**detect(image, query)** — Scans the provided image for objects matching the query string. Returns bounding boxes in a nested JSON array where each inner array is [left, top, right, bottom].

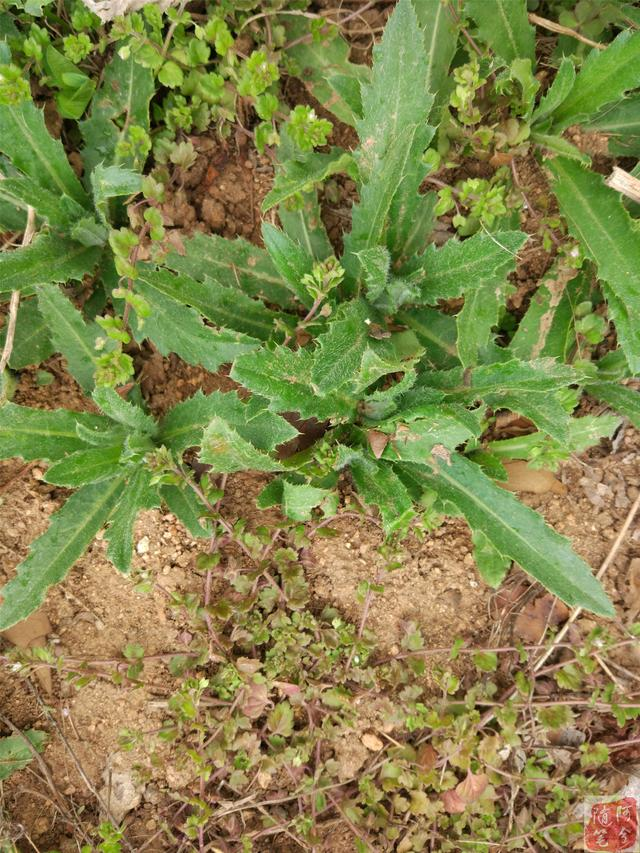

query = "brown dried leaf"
[[514, 594, 570, 643], [501, 460, 566, 495], [367, 430, 389, 460], [240, 680, 271, 719], [442, 789, 466, 814], [2, 607, 52, 694], [417, 743, 438, 770], [455, 770, 489, 804]]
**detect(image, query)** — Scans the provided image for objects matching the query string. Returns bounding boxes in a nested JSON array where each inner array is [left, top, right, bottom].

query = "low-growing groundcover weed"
[[1, 0, 640, 629], [4, 515, 640, 850]]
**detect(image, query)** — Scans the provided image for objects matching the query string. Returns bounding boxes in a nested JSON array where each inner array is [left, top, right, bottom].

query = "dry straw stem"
[[0, 206, 35, 376], [528, 12, 605, 49], [606, 167, 640, 205]]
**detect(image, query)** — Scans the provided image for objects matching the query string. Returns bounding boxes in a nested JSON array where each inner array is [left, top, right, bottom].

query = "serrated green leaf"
[[0, 176, 85, 230], [311, 301, 371, 392], [349, 455, 415, 535], [0, 402, 110, 462], [380, 407, 481, 462], [345, 124, 421, 278], [419, 453, 614, 615], [80, 53, 154, 174], [261, 223, 314, 307], [158, 390, 231, 454], [91, 164, 142, 213], [455, 233, 528, 365], [532, 57, 576, 127], [428, 356, 577, 395], [586, 382, 640, 429], [262, 149, 355, 212], [465, 0, 535, 63], [422, 357, 578, 442], [281, 481, 333, 521], [166, 232, 293, 307], [509, 265, 589, 361], [414, 0, 459, 114], [0, 99, 89, 206], [550, 30, 640, 131], [279, 189, 332, 262], [160, 483, 211, 538], [386, 182, 437, 267], [359, 246, 391, 302], [159, 390, 298, 455], [530, 131, 590, 163], [0, 476, 125, 629], [44, 445, 123, 487], [44, 45, 95, 120], [286, 20, 369, 126], [0, 235, 101, 298], [548, 157, 640, 372], [355, 0, 432, 184], [136, 267, 285, 341], [0, 298, 54, 369], [397, 306, 459, 370], [231, 346, 355, 422], [472, 529, 511, 587], [344, 0, 434, 282], [200, 416, 282, 474], [134, 277, 260, 371], [405, 231, 526, 304], [92, 386, 157, 435], [105, 467, 159, 573], [37, 285, 96, 393], [0, 730, 47, 781], [583, 95, 640, 156]]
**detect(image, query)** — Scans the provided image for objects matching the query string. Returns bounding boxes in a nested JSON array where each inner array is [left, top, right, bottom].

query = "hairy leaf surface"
[[465, 0, 535, 63], [261, 223, 314, 307], [0, 298, 54, 369], [286, 20, 369, 126], [37, 285, 97, 392], [420, 453, 613, 615], [80, 53, 154, 174], [550, 30, 640, 130], [0, 403, 110, 461], [200, 417, 282, 474], [262, 149, 355, 212], [586, 382, 640, 429], [407, 231, 525, 304], [135, 278, 260, 370], [166, 233, 292, 306], [105, 467, 159, 573], [548, 157, 640, 371], [0, 476, 125, 630], [231, 347, 355, 421], [0, 99, 88, 205], [532, 57, 575, 127], [0, 236, 101, 297], [44, 445, 123, 487]]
